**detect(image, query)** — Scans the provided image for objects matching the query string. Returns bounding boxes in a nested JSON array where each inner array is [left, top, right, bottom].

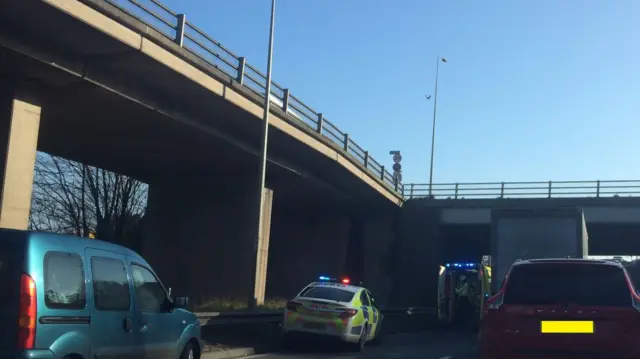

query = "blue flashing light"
[[445, 262, 477, 268], [319, 276, 331, 281]]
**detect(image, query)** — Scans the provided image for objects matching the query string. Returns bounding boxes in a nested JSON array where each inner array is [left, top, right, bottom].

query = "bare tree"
[[30, 152, 148, 249]]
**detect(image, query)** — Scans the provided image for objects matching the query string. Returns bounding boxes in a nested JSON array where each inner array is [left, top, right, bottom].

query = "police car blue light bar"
[[445, 262, 477, 268], [318, 276, 351, 284]]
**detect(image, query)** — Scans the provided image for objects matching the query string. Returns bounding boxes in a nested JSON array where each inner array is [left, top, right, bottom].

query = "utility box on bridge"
[[490, 207, 589, 293]]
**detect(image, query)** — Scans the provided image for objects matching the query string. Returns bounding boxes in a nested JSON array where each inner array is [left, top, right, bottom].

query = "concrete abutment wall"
[[142, 173, 404, 306], [389, 203, 441, 307], [143, 175, 266, 303], [142, 174, 402, 306]]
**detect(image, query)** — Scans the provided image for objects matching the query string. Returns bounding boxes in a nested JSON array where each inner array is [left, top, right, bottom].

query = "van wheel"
[[180, 342, 195, 359]]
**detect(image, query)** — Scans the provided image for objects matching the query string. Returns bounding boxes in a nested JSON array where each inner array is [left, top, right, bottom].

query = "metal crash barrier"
[[196, 307, 437, 327]]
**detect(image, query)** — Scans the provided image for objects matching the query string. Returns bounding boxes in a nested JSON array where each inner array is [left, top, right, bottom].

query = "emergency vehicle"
[[282, 276, 383, 351], [437, 259, 492, 329]]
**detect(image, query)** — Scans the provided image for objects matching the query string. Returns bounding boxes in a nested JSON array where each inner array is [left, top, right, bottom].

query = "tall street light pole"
[[250, 0, 276, 309], [428, 56, 447, 197]]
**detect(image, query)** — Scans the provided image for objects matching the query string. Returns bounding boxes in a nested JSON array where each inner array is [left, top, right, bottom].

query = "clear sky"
[[155, 0, 639, 185]]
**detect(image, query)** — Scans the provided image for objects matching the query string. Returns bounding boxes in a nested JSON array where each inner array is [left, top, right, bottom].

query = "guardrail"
[[402, 180, 640, 199], [87, 0, 400, 193], [196, 307, 436, 326]]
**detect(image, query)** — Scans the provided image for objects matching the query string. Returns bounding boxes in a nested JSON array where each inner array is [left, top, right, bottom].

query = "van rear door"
[[0, 233, 25, 356]]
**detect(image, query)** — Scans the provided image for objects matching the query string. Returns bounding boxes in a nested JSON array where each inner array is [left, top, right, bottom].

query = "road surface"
[[247, 330, 477, 359]]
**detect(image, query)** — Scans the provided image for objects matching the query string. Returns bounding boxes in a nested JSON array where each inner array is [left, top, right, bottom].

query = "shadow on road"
[[201, 322, 283, 353]]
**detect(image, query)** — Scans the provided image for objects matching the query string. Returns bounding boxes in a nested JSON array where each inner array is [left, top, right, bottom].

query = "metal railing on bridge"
[[402, 180, 640, 200], [93, 0, 400, 193]]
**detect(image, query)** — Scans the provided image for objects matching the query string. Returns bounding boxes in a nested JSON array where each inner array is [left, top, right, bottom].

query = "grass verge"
[[194, 297, 288, 312]]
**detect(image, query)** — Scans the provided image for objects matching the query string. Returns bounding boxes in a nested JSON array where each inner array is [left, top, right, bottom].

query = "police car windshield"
[[300, 286, 355, 302], [504, 263, 632, 307]]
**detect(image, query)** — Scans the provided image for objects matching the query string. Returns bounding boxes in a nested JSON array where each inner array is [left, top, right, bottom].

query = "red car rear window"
[[504, 263, 632, 307]]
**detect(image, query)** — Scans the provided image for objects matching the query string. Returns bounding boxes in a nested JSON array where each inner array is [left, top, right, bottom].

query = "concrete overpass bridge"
[[3, 0, 640, 309], [0, 0, 403, 305], [396, 180, 640, 305]]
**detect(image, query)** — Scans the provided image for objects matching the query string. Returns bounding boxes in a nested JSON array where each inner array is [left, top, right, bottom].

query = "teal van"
[[0, 229, 202, 359]]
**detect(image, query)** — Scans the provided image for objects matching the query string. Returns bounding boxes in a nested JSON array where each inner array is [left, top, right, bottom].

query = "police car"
[[282, 276, 383, 351]]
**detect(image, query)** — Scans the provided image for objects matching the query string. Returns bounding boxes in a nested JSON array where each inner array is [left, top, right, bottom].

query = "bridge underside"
[[0, 13, 392, 210], [0, 0, 405, 306]]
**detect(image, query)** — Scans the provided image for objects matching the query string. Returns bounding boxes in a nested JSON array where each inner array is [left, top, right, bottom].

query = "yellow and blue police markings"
[[283, 276, 380, 343], [360, 303, 378, 337]]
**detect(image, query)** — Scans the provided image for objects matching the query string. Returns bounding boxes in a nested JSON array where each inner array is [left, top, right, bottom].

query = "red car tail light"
[[17, 273, 36, 350], [339, 309, 358, 319]]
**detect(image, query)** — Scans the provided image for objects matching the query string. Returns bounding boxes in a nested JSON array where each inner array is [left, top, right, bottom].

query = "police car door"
[[365, 290, 382, 337], [359, 291, 375, 338]]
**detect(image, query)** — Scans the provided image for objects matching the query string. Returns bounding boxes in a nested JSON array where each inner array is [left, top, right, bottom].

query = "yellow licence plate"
[[540, 321, 594, 334]]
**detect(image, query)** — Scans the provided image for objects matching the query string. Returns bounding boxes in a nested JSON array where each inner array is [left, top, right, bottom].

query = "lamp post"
[[250, 0, 276, 309], [427, 56, 447, 197]]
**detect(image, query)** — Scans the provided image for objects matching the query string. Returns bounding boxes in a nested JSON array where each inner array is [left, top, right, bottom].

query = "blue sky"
[[156, 0, 639, 185]]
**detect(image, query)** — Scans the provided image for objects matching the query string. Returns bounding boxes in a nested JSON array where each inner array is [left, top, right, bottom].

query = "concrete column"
[[253, 188, 274, 305], [0, 86, 41, 230], [143, 175, 274, 306]]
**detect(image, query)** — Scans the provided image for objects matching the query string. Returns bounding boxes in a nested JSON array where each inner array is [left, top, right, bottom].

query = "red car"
[[479, 258, 640, 359]]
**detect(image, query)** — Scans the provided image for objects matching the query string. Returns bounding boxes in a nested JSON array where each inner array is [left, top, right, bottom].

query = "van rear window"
[[300, 286, 355, 302], [44, 251, 86, 309], [504, 263, 632, 307]]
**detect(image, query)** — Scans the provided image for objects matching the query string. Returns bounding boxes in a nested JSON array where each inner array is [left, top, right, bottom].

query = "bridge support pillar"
[[0, 85, 41, 230], [142, 175, 274, 307]]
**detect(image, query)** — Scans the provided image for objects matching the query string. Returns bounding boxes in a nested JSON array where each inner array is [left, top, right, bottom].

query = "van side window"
[[131, 264, 167, 313], [91, 257, 131, 311], [43, 251, 86, 310]]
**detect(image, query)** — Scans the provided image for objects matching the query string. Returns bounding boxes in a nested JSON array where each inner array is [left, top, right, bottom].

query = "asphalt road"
[[247, 330, 477, 359]]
